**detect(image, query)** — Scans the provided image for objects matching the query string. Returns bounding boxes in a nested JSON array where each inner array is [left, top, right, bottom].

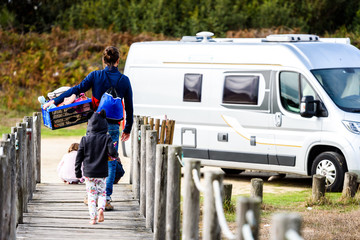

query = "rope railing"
[[212, 180, 236, 240], [242, 209, 256, 240], [182, 159, 304, 240], [175, 152, 184, 167], [192, 169, 205, 193]]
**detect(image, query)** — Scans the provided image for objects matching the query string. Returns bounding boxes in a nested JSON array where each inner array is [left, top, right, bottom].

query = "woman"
[[43, 46, 133, 210]]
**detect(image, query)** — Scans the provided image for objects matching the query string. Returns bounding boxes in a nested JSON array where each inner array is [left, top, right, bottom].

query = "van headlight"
[[342, 120, 360, 134]]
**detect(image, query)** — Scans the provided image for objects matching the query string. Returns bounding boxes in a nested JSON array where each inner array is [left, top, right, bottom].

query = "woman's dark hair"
[[103, 46, 120, 67]]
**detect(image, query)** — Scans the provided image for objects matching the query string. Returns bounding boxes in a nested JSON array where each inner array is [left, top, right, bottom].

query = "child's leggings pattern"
[[85, 177, 106, 220]]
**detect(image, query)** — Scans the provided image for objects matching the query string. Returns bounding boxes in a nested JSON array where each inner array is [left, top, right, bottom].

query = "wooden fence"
[[131, 115, 304, 240], [0, 112, 41, 240]]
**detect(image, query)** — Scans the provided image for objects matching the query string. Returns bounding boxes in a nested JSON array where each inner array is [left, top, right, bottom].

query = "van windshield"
[[311, 68, 360, 113]]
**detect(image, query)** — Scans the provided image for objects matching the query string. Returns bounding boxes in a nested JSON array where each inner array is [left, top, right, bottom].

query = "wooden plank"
[[16, 183, 153, 239], [35, 183, 132, 190], [17, 225, 153, 240], [17, 225, 153, 234], [22, 217, 147, 227], [27, 204, 140, 212], [23, 211, 142, 219]]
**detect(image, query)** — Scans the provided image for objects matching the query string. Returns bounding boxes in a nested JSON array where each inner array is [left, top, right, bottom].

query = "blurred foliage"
[[1, 0, 360, 36], [2, 27, 360, 115], [0, 28, 170, 113], [2, 0, 360, 115]]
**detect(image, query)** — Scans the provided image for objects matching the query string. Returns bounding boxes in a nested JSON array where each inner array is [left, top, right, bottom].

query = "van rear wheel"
[[311, 151, 346, 192]]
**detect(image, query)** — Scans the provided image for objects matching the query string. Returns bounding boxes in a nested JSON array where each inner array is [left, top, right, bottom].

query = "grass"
[[41, 124, 87, 137], [0, 109, 87, 137], [225, 190, 359, 219], [222, 190, 360, 239]]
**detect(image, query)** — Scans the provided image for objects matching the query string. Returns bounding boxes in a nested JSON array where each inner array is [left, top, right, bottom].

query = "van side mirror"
[[300, 96, 318, 118]]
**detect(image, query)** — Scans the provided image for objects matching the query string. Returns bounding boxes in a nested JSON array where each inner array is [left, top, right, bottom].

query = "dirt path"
[[41, 137, 311, 195]]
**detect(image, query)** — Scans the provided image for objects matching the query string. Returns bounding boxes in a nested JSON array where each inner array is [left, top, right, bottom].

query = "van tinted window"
[[280, 71, 317, 113], [222, 75, 259, 105], [183, 74, 202, 102]]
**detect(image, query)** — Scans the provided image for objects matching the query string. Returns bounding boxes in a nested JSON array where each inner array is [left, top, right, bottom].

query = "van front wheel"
[[311, 151, 346, 192]]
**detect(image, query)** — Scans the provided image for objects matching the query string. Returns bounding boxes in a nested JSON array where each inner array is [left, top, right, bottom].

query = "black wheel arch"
[[307, 145, 348, 176]]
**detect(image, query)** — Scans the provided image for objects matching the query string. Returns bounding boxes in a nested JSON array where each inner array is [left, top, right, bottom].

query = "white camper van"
[[123, 32, 360, 191]]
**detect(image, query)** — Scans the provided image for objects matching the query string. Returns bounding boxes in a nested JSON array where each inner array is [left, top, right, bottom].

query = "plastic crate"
[[41, 98, 92, 130]]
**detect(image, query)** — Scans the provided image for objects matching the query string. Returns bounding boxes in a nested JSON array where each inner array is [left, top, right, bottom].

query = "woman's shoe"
[[105, 200, 114, 211]]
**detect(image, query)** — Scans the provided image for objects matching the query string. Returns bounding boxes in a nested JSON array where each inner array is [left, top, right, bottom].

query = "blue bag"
[[97, 74, 124, 121]]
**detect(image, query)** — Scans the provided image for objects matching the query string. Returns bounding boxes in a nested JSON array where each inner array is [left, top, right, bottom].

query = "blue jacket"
[[54, 66, 133, 133]]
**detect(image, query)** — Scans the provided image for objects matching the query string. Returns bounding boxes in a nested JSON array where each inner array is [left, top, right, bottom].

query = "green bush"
[[0, 28, 169, 112], [3, 0, 360, 36]]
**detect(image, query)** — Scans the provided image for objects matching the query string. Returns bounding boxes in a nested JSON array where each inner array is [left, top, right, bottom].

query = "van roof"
[[126, 34, 360, 70]]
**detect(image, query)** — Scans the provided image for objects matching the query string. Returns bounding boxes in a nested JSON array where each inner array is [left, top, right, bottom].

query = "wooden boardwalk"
[[16, 183, 153, 240]]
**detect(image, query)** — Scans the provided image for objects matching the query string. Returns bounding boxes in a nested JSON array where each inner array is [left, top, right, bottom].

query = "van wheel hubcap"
[[316, 160, 336, 186]]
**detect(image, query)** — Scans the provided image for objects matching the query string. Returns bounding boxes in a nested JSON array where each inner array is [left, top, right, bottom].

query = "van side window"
[[222, 75, 259, 105], [280, 72, 317, 113], [183, 74, 203, 102]]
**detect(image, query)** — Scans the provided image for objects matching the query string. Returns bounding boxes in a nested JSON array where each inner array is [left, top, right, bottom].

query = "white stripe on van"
[[221, 115, 301, 148]]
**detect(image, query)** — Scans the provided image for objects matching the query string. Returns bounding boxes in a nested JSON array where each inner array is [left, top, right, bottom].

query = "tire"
[[311, 151, 347, 192], [221, 168, 244, 175]]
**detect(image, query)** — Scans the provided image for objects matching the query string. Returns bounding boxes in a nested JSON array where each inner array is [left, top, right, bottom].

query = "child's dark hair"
[[103, 46, 120, 67], [68, 143, 79, 153]]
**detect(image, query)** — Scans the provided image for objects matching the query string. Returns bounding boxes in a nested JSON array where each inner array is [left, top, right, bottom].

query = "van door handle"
[[275, 112, 282, 127]]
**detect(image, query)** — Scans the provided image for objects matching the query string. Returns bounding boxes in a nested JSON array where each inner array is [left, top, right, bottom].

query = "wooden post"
[[155, 119, 160, 143], [0, 154, 4, 238], [0, 140, 11, 240], [140, 124, 150, 217], [25, 116, 35, 197], [6, 133, 16, 240], [223, 183, 233, 205], [159, 120, 166, 144], [271, 213, 302, 240], [129, 116, 138, 184], [1, 134, 16, 240], [19, 122, 28, 213], [143, 116, 148, 125], [149, 118, 154, 130], [33, 112, 41, 184], [182, 159, 201, 240], [145, 130, 157, 231], [236, 197, 261, 240], [312, 174, 326, 202], [24, 116, 34, 200], [153, 144, 169, 240], [165, 120, 171, 144], [15, 123, 25, 224], [164, 120, 175, 144], [169, 120, 175, 145], [166, 146, 182, 240], [203, 170, 224, 240], [132, 116, 142, 200], [251, 178, 263, 202], [342, 172, 358, 198]]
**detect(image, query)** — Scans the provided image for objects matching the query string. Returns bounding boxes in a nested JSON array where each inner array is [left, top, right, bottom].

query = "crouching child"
[[75, 110, 119, 225]]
